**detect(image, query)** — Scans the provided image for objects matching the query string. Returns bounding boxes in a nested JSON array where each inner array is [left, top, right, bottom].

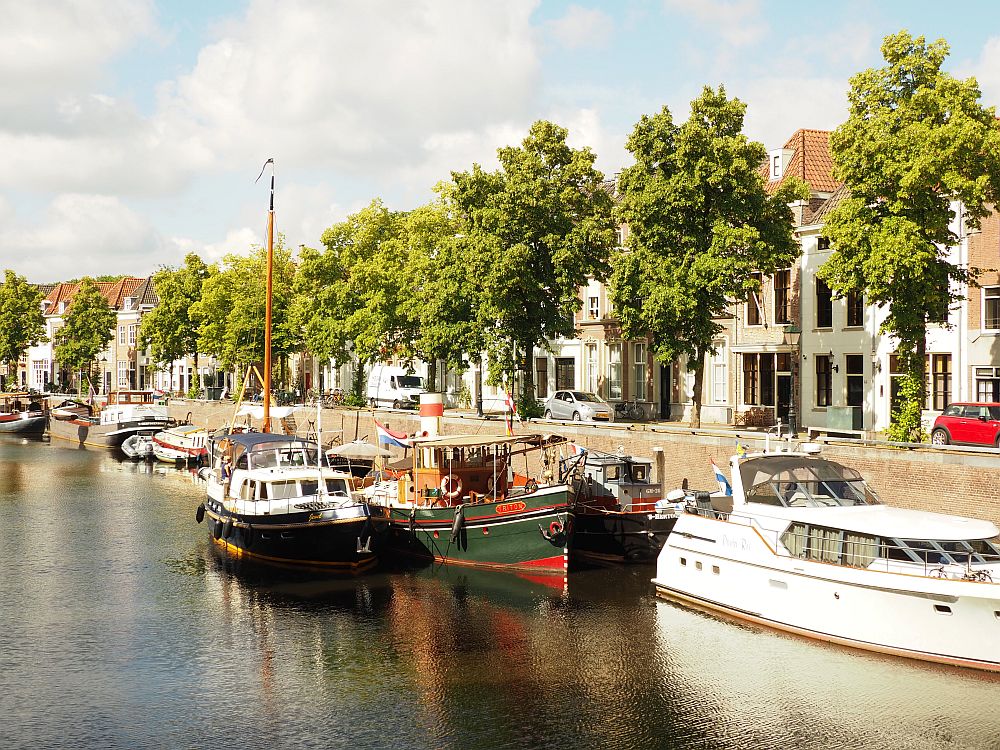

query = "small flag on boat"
[[569, 443, 587, 456], [711, 459, 732, 496], [374, 418, 411, 448], [501, 387, 517, 436]]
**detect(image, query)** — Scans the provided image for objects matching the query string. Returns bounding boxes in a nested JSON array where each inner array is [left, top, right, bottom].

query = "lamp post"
[[784, 324, 801, 436]]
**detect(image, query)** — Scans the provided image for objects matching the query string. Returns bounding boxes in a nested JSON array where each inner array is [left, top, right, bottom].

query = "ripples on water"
[[1, 436, 999, 750]]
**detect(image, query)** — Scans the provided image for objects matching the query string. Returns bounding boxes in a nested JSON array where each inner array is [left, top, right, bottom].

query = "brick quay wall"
[[171, 400, 1000, 529]]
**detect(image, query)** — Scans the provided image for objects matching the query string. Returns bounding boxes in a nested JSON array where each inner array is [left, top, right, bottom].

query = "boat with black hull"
[[365, 433, 576, 577], [0, 393, 47, 435], [197, 432, 388, 572], [571, 448, 677, 565], [47, 390, 173, 449]]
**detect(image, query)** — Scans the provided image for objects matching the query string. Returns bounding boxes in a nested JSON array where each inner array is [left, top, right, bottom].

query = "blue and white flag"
[[710, 459, 732, 496]]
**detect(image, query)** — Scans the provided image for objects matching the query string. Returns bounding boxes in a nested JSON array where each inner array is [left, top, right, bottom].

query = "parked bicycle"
[[614, 399, 646, 422]]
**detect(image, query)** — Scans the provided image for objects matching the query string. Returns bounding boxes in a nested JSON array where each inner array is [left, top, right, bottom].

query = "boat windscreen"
[[741, 457, 875, 508]]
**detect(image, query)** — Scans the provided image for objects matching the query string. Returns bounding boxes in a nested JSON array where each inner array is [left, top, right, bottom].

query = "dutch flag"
[[711, 459, 732, 496], [375, 418, 411, 449], [569, 443, 587, 456]]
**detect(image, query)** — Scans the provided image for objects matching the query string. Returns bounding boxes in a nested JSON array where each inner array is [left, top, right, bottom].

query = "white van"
[[367, 365, 426, 409]]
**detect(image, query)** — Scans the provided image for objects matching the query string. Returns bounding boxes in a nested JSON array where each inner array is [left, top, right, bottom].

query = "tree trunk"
[[689, 350, 704, 429], [426, 359, 438, 393], [520, 339, 535, 405]]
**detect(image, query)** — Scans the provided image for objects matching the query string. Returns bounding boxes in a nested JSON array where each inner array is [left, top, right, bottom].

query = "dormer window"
[[772, 155, 780, 178], [124, 298, 133, 311], [58, 302, 65, 314]]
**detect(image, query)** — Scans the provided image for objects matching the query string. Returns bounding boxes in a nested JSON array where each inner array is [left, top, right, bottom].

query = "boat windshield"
[[740, 456, 878, 508], [247, 443, 323, 469]]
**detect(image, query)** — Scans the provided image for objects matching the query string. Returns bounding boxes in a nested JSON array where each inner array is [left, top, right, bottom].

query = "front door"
[[777, 374, 791, 424]]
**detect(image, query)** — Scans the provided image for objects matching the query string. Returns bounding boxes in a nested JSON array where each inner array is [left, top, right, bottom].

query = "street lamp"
[[784, 324, 801, 436]]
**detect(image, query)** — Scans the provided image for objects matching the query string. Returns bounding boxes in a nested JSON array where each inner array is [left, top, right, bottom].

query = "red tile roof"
[[43, 277, 146, 312], [762, 129, 841, 195]]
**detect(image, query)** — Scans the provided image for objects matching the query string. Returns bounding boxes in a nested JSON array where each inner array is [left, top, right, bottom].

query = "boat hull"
[[572, 510, 676, 565], [653, 513, 1000, 671], [48, 415, 171, 448], [0, 414, 47, 435], [203, 502, 390, 573], [383, 488, 573, 575]]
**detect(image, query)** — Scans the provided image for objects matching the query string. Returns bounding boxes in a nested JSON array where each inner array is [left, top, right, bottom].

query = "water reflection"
[[3, 437, 1000, 750]]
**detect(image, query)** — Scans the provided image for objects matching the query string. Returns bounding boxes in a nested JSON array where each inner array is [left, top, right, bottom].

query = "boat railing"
[[683, 499, 1000, 580]]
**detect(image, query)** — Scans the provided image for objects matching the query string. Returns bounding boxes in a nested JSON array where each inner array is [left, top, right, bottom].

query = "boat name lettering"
[[495, 501, 526, 515], [308, 512, 323, 522], [721, 534, 751, 551]]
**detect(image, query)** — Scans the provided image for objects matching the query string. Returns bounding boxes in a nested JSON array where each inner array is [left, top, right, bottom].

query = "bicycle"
[[614, 399, 646, 422]]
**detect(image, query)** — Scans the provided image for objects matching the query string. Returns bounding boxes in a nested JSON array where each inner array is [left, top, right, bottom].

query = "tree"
[[54, 277, 116, 392], [0, 270, 47, 391], [139, 253, 213, 370], [819, 31, 1000, 441], [191, 237, 299, 381], [451, 120, 617, 413], [610, 87, 807, 427]]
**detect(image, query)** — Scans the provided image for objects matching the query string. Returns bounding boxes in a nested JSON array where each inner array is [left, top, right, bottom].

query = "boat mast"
[[257, 158, 275, 432]]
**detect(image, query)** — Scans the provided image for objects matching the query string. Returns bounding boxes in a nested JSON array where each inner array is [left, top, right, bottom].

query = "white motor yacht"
[[652, 444, 1000, 671]]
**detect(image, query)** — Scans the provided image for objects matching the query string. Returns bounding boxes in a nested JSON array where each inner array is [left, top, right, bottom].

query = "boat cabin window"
[[780, 523, 878, 568], [630, 463, 649, 482], [268, 480, 299, 500], [740, 456, 876, 508], [889, 538, 1000, 566], [605, 465, 621, 482], [239, 480, 255, 501]]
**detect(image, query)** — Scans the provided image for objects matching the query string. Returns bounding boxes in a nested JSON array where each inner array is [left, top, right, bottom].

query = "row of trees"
[[3, 32, 998, 435]]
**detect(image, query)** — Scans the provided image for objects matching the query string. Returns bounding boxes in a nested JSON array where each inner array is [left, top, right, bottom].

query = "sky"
[[3, 0, 1000, 283]]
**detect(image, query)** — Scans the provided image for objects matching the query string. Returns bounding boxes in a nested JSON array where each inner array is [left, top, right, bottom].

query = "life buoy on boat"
[[441, 474, 462, 500], [549, 520, 563, 537], [524, 479, 538, 495]]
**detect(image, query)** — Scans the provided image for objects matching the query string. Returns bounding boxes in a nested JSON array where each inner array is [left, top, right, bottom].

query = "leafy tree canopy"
[[191, 236, 299, 371], [54, 277, 116, 375], [451, 120, 617, 403], [819, 30, 1000, 439], [139, 253, 213, 368], [610, 86, 807, 426], [0, 270, 47, 380]]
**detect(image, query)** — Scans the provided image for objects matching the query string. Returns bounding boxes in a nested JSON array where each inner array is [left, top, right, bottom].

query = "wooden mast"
[[260, 158, 275, 433]]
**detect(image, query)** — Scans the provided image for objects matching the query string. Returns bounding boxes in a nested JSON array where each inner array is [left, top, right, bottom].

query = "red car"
[[931, 402, 1000, 447]]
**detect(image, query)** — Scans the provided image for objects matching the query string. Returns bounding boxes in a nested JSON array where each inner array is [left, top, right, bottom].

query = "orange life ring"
[[441, 474, 462, 500]]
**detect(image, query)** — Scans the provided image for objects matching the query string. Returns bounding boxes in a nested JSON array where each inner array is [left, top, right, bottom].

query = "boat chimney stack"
[[419, 393, 443, 437]]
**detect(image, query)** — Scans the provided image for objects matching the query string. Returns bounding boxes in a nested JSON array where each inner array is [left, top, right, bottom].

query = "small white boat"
[[121, 434, 154, 460], [652, 443, 1000, 672], [152, 424, 209, 464]]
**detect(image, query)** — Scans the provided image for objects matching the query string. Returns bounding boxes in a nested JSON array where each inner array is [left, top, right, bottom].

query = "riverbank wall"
[[170, 399, 1000, 528]]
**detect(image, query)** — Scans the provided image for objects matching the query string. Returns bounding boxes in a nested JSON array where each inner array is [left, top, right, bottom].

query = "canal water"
[[1, 436, 999, 750]]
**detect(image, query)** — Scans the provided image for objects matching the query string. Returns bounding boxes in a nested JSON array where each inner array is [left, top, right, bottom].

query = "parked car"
[[931, 402, 1000, 447], [542, 390, 613, 422]]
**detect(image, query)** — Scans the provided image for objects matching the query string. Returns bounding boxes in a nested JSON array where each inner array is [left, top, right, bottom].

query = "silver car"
[[542, 390, 613, 422]]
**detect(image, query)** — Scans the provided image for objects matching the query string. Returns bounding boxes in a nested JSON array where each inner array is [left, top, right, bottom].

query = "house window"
[[588, 296, 600, 320], [747, 272, 763, 326], [929, 354, 952, 411], [535, 358, 548, 400], [31, 360, 49, 389], [117, 361, 129, 389], [846, 291, 863, 327], [774, 269, 790, 324], [633, 343, 647, 401], [817, 237, 830, 251], [816, 279, 833, 328], [742, 354, 759, 404], [585, 343, 598, 393], [984, 287, 1000, 330], [760, 353, 775, 406], [118, 326, 126, 345], [846, 355, 864, 408], [712, 344, 727, 403], [608, 343, 622, 400], [816, 355, 832, 407], [772, 154, 780, 178], [128, 324, 137, 346], [975, 367, 1000, 402]]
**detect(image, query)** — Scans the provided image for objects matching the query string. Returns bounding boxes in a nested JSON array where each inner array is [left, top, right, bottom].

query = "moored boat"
[[572, 448, 677, 565], [152, 424, 208, 463], [197, 432, 388, 572], [652, 443, 1000, 671], [47, 390, 174, 449], [121, 433, 154, 460], [365, 433, 576, 576], [0, 393, 46, 435]]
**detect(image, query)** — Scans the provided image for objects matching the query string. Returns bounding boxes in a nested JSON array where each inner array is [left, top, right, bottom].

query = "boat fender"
[[195, 503, 205, 524], [441, 474, 462, 500], [450, 504, 465, 541], [223, 518, 234, 539], [244, 524, 253, 549], [213, 519, 223, 540], [409, 508, 416, 534]]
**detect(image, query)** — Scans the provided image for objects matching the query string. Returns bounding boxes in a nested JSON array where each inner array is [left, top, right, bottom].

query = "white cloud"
[[739, 76, 849, 148], [958, 35, 1000, 108], [547, 5, 613, 50], [7, 194, 165, 281], [663, 0, 766, 48]]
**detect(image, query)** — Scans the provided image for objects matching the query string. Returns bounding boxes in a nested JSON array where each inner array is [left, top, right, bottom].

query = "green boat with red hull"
[[366, 433, 576, 576]]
